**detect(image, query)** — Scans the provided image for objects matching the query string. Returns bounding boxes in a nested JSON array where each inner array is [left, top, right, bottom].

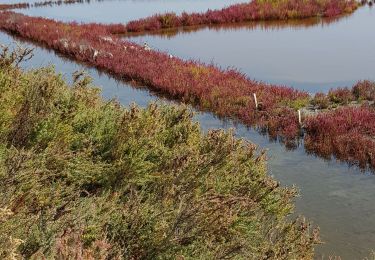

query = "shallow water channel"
[[126, 6, 375, 94], [1, 1, 375, 258]]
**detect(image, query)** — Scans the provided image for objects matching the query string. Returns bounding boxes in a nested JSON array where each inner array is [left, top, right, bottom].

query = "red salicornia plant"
[[353, 80, 375, 101], [0, 3, 29, 10], [305, 106, 375, 169]]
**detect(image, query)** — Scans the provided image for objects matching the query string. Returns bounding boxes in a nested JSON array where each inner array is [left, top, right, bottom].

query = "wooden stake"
[[253, 93, 258, 109]]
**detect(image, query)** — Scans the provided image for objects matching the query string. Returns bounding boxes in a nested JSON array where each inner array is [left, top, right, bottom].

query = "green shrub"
[[312, 92, 330, 109], [0, 47, 318, 259]]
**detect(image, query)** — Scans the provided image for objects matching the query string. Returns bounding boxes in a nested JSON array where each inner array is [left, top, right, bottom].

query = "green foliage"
[[0, 48, 318, 259], [312, 92, 330, 109], [286, 97, 310, 110]]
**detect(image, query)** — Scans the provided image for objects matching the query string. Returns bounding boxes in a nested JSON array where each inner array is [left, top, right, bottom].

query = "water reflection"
[[127, 6, 375, 93], [16, 0, 248, 23], [125, 14, 348, 39]]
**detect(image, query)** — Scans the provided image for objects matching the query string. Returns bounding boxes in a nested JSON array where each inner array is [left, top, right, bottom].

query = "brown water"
[[1, 2, 375, 259]]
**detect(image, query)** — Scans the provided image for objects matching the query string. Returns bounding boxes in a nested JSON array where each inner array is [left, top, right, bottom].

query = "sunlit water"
[[1, 3, 375, 259]]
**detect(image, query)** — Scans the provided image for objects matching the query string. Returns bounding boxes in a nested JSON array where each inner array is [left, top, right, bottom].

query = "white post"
[[298, 109, 302, 126], [253, 93, 258, 109]]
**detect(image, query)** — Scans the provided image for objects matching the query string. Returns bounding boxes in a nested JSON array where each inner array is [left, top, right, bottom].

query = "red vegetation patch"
[[124, 0, 358, 33], [305, 106, 375, 169], [328, 87, 355, 105], [353, 80, 375, 101], [0, 3, 29, 10]]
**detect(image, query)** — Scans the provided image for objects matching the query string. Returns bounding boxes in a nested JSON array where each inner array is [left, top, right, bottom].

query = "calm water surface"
[[127, 6, 375, 93], [15, 0, 248, 23], [1, 3, 375, 259]]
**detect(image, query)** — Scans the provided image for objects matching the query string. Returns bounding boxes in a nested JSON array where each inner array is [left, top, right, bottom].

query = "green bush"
[[0, 47, 318, 259], [312, 92, 330, 109]]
